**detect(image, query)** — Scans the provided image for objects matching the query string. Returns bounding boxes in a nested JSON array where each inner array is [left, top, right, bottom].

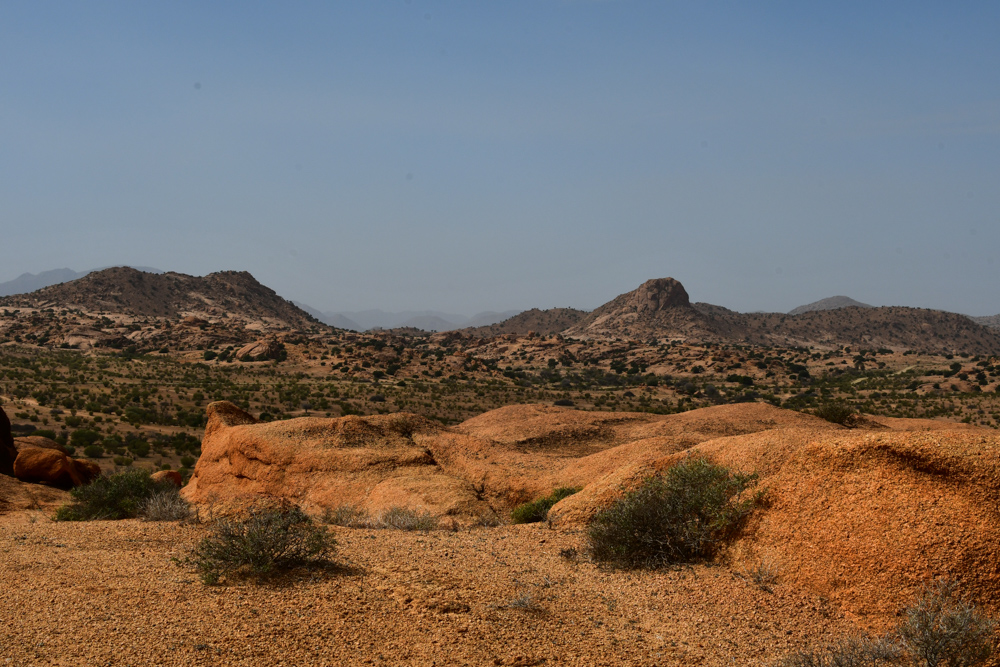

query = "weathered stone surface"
[[74, 459, 102, 485], [183, 401, 491, 517], [151, 470, 183, 487], [235, 339, 285, 361], [14, 436, 66, 454], [14, 448, 86, 488]]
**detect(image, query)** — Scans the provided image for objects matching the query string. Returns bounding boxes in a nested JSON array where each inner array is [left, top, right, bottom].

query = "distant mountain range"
[[556, 277, 1000, 354], [3, 266, 998, 344], [294, 305, 522, 332]]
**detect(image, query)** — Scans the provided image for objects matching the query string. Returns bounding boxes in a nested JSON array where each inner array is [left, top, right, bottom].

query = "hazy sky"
[[2, 2, 998, 315]]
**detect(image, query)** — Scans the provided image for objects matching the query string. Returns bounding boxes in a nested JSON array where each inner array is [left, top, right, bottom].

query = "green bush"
[[83, 444, 104, 458], [814, 401, 858, 426], [587, 457, 761, 568], [55, 469, 177, 521], [187, 504, 335, 584], [511, 487, 581, 524], [127, 438, 150, 458], [70, 429, 101, 448]]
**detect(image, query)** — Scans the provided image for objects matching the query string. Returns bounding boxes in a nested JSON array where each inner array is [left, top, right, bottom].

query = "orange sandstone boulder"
[[182, 402, 492, 518], [73, 459, 101, 485], [14, 448, 89, 488], [151, 470, 183, 487]]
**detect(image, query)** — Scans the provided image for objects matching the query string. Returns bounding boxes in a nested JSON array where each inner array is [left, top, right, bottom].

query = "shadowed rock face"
[[0, 406, 17, 476]]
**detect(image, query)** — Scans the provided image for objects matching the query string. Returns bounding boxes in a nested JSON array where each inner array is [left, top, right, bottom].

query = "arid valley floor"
[[2, 270, 1000, 666]]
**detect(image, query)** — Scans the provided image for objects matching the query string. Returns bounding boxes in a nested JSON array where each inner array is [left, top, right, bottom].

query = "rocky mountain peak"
[[626, 277, 690, 314]]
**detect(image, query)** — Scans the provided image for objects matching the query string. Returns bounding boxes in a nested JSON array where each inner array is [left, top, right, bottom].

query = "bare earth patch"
[[1, 514, 860, 666]]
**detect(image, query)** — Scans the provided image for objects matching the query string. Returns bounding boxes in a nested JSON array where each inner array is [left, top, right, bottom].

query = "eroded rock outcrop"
[[235, 339, 285, 362], [180, 399, 1000, 628], [183, 402, 492, 517], [151, 470, 183, 487]]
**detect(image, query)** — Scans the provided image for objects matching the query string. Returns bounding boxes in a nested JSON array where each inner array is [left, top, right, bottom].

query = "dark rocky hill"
[[464, 308, 588, 337], [0, 267, 319, 329], [788, 296, 873, 315], [562, 277, 1000, 354]]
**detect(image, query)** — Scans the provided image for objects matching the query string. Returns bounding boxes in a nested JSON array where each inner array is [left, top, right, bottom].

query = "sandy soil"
[[0, 512, 860, 667]]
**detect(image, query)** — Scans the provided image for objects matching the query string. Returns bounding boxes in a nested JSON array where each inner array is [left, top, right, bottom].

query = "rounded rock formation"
[[13, 448, 94, 489]]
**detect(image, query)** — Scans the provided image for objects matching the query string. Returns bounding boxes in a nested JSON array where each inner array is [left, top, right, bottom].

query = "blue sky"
[[2, 2, 998, 315]]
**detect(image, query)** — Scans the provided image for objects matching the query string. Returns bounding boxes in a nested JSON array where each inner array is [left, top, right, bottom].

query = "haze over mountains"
[[2, 267, 999, 351], [788, 296, 874, 315], [0, 267, 318, 331], [292, 304, 522, 333], [0, 266, 163, 297]]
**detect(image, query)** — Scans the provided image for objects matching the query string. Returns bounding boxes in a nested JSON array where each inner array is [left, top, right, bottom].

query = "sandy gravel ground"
[[1, 512, 861, 667]]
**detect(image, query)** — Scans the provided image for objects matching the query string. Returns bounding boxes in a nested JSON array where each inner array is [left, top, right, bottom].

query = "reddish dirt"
[[4, 401, 999, 665], [0, 513, 863, 666]]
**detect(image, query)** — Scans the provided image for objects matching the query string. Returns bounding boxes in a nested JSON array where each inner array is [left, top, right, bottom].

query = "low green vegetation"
[[187, 504, 336, 584], [587, 457, 762, 568], [55, 468, 181, 520], [813, 401, 859, 426], [511, 487, 580, 524]]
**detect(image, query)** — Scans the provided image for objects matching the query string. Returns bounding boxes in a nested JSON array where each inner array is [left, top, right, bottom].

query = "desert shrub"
[[322, 505, 438, 530], [187, 504, 335, 584], [897, 579, 995, 667], [778, 580, 995, 667], [141, 488, 191, 522], [378, 506, 438, 531], [777, 635, 903, 666], [180, 455, 196, 468], [814, 401, 858, 426], [112, 456, 133, 467], [55, 469, 176, 521], [474, 509, 504, 528], [322, 504, 371, 528], [83, 444, 104, 458], [587, 456, 761, 568], [511, 487, 580, 524]]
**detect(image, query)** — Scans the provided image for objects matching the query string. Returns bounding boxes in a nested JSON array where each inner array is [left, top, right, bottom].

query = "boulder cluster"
[[1, 406, 101, 488]]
